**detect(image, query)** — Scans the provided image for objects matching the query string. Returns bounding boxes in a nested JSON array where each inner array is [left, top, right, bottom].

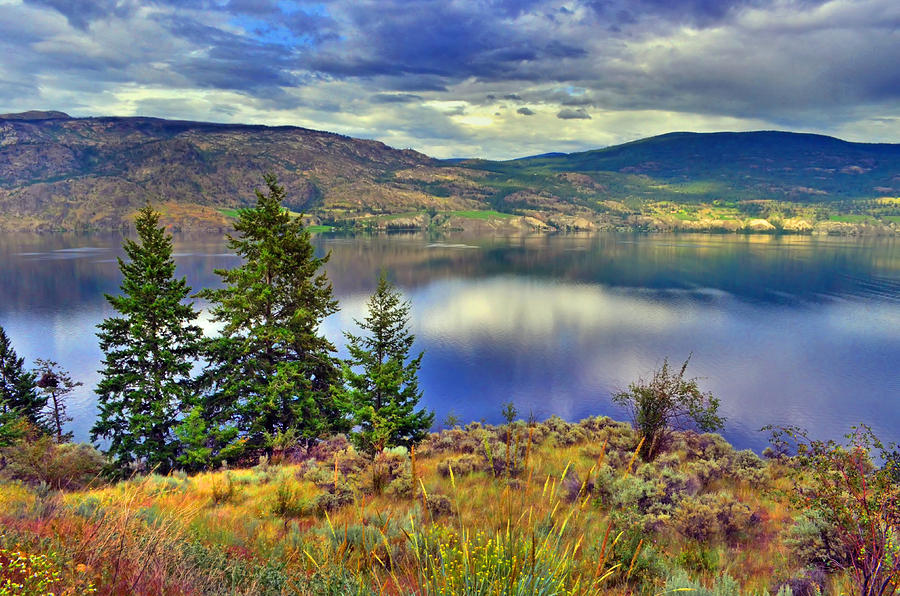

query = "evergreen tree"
[[0, 325, 44, 428], [340, 271, 433, 454], [195, 174, 343, 455], [34, 359, 81, 443], [92, 203, 203, 473], [0, 404, 25, 448]]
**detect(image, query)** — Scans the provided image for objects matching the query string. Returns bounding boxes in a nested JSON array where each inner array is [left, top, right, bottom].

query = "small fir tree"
[[92, 203, 204, 473], [340, 271, 433, 454], [195, 174, 343, 456], [0, 404, 25, 447], [34, 359, 80, 443], [0, 325, 44, 429]]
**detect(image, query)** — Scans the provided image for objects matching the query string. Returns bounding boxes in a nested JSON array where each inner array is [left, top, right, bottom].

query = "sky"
[[1, 0, 898, 159]]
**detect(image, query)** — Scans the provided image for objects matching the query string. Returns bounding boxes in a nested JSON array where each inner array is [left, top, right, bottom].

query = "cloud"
[[1, 0, 899, 158], [557, 108, 591, 120], [24, 0, 136, 30], [370, 93, 423, 104]]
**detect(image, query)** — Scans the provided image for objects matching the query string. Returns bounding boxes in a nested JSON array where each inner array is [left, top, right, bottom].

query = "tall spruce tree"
[[92, 203, 203, 472], [196, 174, 343, 455], [340, 271, 433, 454], [0, 325, 43, 429]]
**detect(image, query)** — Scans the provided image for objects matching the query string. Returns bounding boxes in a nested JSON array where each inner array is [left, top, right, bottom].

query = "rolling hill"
[[0, 111, 897, 232]]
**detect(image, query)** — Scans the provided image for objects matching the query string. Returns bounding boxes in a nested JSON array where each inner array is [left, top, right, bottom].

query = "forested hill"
[[471, 130, 900, 201], [1, 111, 898, 232]]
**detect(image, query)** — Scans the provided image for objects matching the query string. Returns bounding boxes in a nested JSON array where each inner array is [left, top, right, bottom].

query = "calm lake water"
[[1, 231, 898, 452]]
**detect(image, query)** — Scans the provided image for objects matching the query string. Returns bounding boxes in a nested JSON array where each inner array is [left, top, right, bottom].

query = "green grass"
[[450, 210, 515, 220], [219, 207, 242, 218], [882, 215, 900, 224], [829, 214, 874, 223], [306, 225, 334, 233]]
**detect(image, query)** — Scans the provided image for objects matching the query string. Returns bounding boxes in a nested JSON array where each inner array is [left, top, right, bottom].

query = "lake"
[[1, 231, 898, 453]]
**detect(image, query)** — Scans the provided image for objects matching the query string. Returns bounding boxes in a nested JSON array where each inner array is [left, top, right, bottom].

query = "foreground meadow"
[[0, 415, 856, 595]]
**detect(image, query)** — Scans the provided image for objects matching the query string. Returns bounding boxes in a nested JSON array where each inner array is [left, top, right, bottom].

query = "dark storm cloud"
[[302, 0, 588, 82], [517, 107, 535, 115], [557, 108, 591, 120]]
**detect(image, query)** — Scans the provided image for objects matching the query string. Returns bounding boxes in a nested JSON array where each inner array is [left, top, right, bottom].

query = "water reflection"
[[0, 231, 897, 451]]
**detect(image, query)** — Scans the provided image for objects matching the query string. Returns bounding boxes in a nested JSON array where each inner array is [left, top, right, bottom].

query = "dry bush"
[[1, 436, 104, 491]]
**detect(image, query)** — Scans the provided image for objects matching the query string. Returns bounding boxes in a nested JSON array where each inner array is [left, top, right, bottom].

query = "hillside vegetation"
[[0, 418, 852, 594], [1, 112, 897, 233]]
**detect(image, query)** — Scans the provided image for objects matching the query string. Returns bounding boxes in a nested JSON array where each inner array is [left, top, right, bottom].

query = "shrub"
[[421, 493, 452, 518], [270, 478, 308, 517], [768, 425, 900, 594], [785, 509, 846, 569], [663, 569, 741, 596], [562, 469, 593, 503], [713, 495, 755, 543], [313, 488, 354, 514], [0, 437, 104, 490], [728, 449, 768, 485], [436, 454, 480, 477], [601, 510, 667, 586], [210, 472, 239, 506], [686, 458, 724, 488], [674, 543, 719, 573], [612, 356, 724, 461], [308, 434, 352, 462], [773, 568, 827, 596], [0, 547, 96, 595], [673, 493, 755, 543], [674, 496, 719, 541]]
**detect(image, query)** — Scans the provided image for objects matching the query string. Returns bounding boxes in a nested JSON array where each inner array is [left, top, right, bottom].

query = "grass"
[[828, 214, 874, 223], [0, 417, 848, 594], [218, 207, 242, 218]]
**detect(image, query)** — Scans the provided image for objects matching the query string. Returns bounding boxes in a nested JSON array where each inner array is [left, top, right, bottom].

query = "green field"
[[450, 209, 515, 220], [829, 214, 875, 223]]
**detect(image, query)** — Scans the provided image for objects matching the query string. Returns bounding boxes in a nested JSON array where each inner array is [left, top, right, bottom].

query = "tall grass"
[[0, 417, 840, 594]]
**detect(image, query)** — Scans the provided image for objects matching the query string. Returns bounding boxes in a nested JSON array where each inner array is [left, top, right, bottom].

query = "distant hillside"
[[0, 112, 897, 232], [0, 112, 483, 231], [471, 131, 900, 203]]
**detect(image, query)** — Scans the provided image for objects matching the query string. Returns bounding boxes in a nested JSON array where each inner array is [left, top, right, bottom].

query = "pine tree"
[[92, 203, 204, 473], [196, 174, 343, 455], [0, 325, 45, 430], [34, 359, 80, 443], [340, 271, 433, 454]]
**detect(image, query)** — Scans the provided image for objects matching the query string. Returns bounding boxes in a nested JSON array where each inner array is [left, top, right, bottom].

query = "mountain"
[[0, 112, 897, 232], [472, 131, 900, 203], [0, 113, 486, 231]]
